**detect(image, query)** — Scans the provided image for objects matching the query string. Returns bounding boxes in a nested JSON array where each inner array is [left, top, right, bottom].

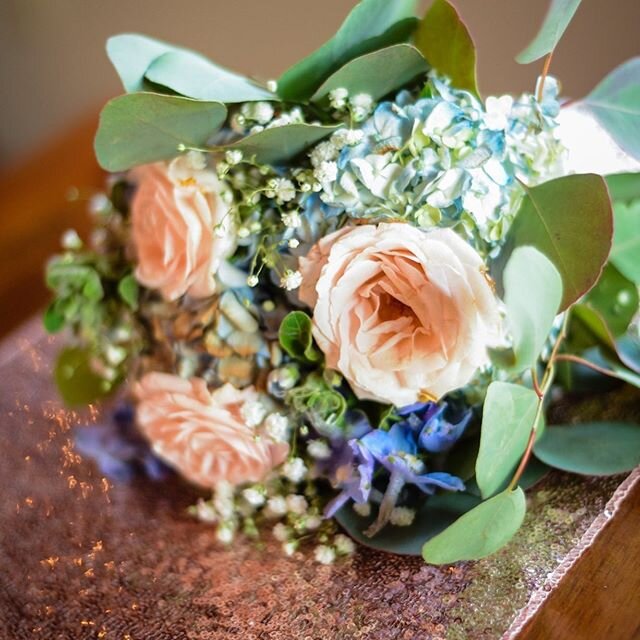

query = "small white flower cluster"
[[328, 88, 375, 122]]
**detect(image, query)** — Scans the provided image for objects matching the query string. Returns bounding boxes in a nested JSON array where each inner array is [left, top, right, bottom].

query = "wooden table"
[[0, 117, 638, 640]]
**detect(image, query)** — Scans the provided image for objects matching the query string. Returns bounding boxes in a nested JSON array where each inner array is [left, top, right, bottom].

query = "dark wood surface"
[[0, 117, 638, 640]]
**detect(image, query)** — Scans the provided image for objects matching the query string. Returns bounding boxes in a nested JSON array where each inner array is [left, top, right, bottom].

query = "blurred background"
[[0, 0, 638, 334]]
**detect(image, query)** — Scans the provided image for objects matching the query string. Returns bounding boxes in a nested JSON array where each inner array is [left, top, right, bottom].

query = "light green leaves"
[[498, 174, 613, 310], [221, 123, 340, 166], [107, 33, 180, 92], [422, 487, 526, 564], [277, 0, 418, 101], [118, 274, 139, 310], [94, 93, 227, 171], [54, 347, 114, 406], [311, 44, 428, 103], [476, 383, 539, 499], [516, 0, 582, 64], [145, 50, 275, 102], [107, 33, 273, 102], [279, 311, 321, 364], [415, 0, 478, 96], [610, 199, 640, 283], [500, 247, 563, 371], [534, 422, 640, 475], [583, 58, 640, 160]]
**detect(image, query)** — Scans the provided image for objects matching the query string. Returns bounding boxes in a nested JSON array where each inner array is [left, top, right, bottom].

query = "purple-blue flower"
[[74, 403, 172, 482]]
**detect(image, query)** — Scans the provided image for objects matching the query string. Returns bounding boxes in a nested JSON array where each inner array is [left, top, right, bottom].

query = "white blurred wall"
[[0, 0, 638, 167]]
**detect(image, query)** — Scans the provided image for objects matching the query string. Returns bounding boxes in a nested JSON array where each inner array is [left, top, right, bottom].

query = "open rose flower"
[[298, 223, 501, 406], [131, 152, 235, 301], [135, 373, 289, 488]]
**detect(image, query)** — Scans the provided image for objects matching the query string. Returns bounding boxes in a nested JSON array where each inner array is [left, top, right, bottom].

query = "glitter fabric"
[[0, 319, 638, 639]]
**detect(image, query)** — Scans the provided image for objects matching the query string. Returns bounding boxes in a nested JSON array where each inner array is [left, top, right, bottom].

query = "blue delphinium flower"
[[74, 403, 172, 482]]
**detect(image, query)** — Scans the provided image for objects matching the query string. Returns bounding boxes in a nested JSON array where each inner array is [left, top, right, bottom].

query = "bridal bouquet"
[[45, 0, 640, 564]]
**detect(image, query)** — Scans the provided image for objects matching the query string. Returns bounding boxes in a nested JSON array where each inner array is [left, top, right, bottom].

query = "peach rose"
[[298, 223, 501, 406], [135, 373, 289, 488], [131, 152, 235, 301]]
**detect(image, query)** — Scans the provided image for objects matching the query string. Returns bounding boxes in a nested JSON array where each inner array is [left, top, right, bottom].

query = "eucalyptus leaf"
[[466, 457, 551, 497], [94, 92, 227, 172], [277, 0, 419, 101], [54, 347, 115, 406], [106, 33, 183, 92], [336, 492, 481, 556], [311, 44, 428, 103], [278, 311, 321, 363], [534, 422, 640, 475], [502, 247, 562, 371], [584, 263, 638, 335], [610, 199, 640, 283], [583, 58, 640, 160], [221, 124, 341, 166], [422, 487, 526, 564], [118, 274, 139, 310], [476, 382, 539, 499], [516, 0, 582, 64], [606, 172, 640, 203], [494, 174, 613, 310], [145, 50, 275, 103], [414, 0, 478, 96]]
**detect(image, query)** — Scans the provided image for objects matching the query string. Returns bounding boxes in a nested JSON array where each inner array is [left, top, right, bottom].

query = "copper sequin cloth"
[[1, 318, 638, 640]]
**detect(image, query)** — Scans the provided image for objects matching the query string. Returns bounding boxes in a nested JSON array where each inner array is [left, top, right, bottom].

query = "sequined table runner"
[[1, 319, 638, 640]]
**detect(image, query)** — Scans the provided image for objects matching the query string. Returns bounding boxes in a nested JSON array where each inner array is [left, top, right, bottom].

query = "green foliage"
[[582, 263, 638, 336], [277, 0, 419, 101], [495, 174, 613, 310], [94, 92, 227, 171], [534, 422, 640, 475], [414, 0, 478, 96], [476, 382, 539, 499], [311, 44, 428, 103], [221, 124, 341, 166], [422, 487, 526, 564], [107, 33, 182, 92], [496, 247, 562, 372], [516, 0, 582, 64], [286, 372, 347, 428], [278, 311, 321, 363], [336, 492, 481, 556], [118, 274, 139, 310], [145, 50, 275, 102], [583, 58, 640, 160], [606, 172, 640, 202], [610, 199, 640, 283], [54, 347, 115, 406]]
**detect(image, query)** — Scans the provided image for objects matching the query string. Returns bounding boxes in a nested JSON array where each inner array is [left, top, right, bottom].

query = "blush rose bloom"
[[130, 152, 235, 301], [298, 223, 501, 406], [135, 373, 289, 488]]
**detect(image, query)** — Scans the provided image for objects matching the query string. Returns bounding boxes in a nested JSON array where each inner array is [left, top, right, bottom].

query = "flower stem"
[[508, 313, 568, 490], [537, 52, 554, 103]]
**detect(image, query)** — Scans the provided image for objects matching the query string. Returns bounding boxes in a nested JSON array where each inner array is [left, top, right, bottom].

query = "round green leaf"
[[278, 311, 321, 363], [495, 174, 613, 311], [54, 347, 115, 407], [277, 0, 418, 101], [118, 274, 139, 310], [606, 173, 640, 203], [534, 422, 640, 475], [94, 92, 227, 171], [583, 58, 640, 160], [336, 492, 481, 556], [221, 124, 341, 166], [422, 487, 526, 564], [516, 0, 582, 64], [610, 199, 640, 284], [311, 44, 428, 103], [502, 246, 563, 371], [106, 33, 183, 92], [145, 50, 275, 103], [414, 0, 478, 96], [476, 382, 539, 499]]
